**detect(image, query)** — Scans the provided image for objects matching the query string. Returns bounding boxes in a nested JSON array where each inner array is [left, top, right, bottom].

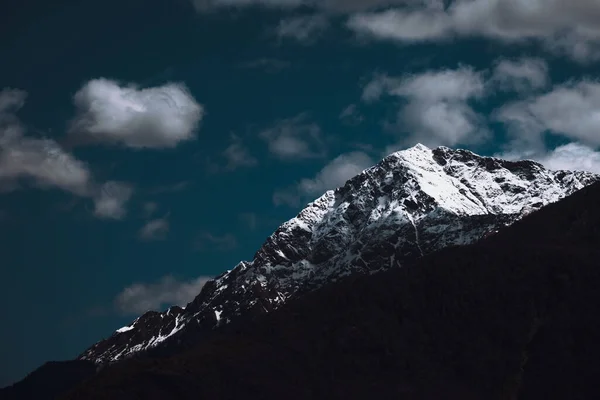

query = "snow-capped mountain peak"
[[79, 144, 598, 364]]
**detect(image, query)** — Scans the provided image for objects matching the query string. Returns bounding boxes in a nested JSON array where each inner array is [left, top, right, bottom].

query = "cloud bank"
[[348, 0, 600, 62]]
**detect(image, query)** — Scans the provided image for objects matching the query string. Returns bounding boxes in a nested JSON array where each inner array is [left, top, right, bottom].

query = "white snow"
[[116, 325, 134, 333]]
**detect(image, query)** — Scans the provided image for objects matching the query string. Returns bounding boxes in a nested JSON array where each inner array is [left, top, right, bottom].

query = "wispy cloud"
[[239, 58, 291, 73], [339, 104, 364, 126], [0, 88, 134, 219], [148, 181, 190, 195], [223, 134, 258, 170], [93, 181, 134, 220], [347, 0, 600, 63], [138, 216, 170, 241], [190, 0, 419, 13], [70, 78, 204, 148], [490, 58, 549, 94], [260, 114, 326, 161], [193, 232, 238, 251], [274, 151, 373, 206], [363, 67, 489, 148], [276, 14, 330, 43], [495, 80, 600, 150], [115, 275, 212, 315]]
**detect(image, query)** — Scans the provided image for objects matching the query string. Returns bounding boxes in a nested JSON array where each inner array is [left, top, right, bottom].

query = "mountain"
[[61, 179, 600, 399], [78, 143, 598, 365]]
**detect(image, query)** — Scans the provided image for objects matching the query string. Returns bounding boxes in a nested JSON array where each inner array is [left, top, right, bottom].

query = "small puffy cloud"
[[70, 78, 204, 149], [139, 217, 169, 241], [496, 80, 600, 149], [276, 14, 330, 43], [339, 104, 364, 125], [347, 0, 600, 62], [223, 134, 258, 170], [348, 5, 451, 43], [193, 232, 238, 251], [260, 114, 326, 160], [115, 275, 212, 315], [491, 58, 549, 93], [93, 181, 134, 220], [274, 151, 373, 206], [363, 67, 489, 148]]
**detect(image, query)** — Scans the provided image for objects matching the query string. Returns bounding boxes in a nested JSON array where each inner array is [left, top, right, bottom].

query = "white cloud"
[[0, 138, 92, 196], [497, 142, 600, 175], [361, 74, 400, 103], [223, 134, 257, 170], [363, 67, 489, 147], [348, 5, 451, 43], [71, 78, 204, 148], [496, 80, 600, 149], [115, 275, 212, 315], [347, 0, 600, 62], [93, 181, 134, 220], [491, 58, 549, 93], [390, 67, 486, 101], [274, 151, 373, 206], [541, 142, 600, 174], [260, 114, 326, 160], [139, 217, 169, 241], [277, 14, 330, 43], [0, 88, 134, 219]]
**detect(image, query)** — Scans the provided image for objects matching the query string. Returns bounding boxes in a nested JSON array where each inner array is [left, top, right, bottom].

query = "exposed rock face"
[[79, 144, 599, 364]]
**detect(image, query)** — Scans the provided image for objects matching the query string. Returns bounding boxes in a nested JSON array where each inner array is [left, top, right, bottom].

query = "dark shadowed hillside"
[[0, 361, 96, 400], [54, 182, 600, 400]]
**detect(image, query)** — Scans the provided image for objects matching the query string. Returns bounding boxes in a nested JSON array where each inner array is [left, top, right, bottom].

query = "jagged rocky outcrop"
[[79, 144, 599, 364]]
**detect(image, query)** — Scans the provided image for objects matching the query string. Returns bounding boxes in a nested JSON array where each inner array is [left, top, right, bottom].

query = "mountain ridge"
[[62, 180, 600, 400], [78, 143, 599, 365]]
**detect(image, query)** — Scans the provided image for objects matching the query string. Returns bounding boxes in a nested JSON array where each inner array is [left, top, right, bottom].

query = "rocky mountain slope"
[[79, 144, 598, 365], [63, 181, 600, 400]]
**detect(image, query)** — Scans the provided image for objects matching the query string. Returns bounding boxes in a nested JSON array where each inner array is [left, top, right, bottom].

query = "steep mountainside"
[[79, 144, 598, 365], [62, 182, 600, 400]]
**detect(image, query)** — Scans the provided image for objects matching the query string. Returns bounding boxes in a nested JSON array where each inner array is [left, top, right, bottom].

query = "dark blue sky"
[[2, 0, 600, 387]]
